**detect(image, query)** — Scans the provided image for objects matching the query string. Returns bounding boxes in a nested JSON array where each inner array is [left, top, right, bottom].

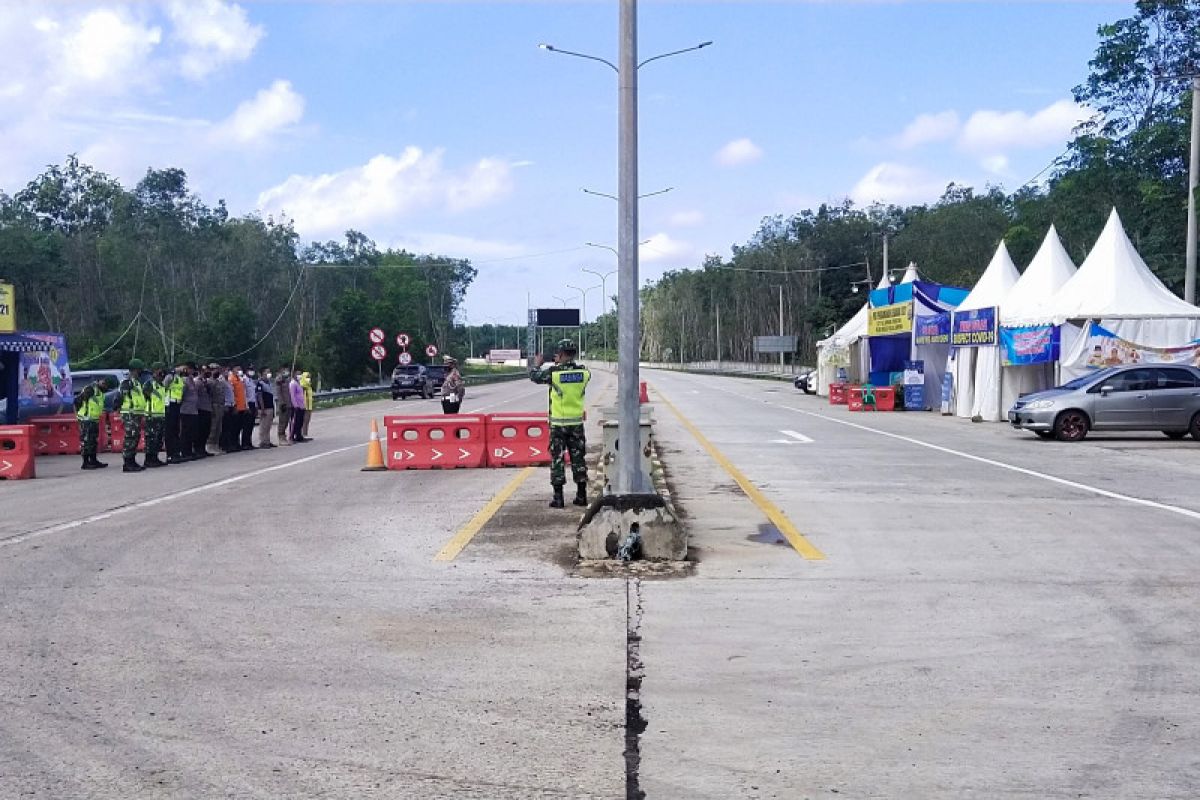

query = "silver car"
[[1008, 365, 1200, 441]]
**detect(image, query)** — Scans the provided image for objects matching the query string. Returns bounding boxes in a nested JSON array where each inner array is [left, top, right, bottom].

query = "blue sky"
[[0, 1, 1130, 325]]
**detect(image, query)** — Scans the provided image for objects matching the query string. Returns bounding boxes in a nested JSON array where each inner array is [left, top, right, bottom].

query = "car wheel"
[[1190, 412, 1200, 441], [1054, 410, 1090, 442], [1163, 430, 1188, 440], [1034, 431, 1054, 440]]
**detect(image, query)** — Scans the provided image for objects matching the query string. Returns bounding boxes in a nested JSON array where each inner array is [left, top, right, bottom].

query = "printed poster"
[[1077, 322, 1200, 369], [17, 332, 72, 418], [913, 312, 950, 346], [1000, 325, 1060, 366], [951, 307, 997, 348], [867, 301, 913, 336]]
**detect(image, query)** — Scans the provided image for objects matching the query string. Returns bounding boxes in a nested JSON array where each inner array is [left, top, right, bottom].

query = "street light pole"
[[1186, 75, 1200, 305], [567, 283, 599, 355], [583, 268, 615, 356], [778, 284, 785, 368]]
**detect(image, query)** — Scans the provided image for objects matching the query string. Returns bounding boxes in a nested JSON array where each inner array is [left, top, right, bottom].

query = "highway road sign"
[[398, 351, 413, 365], [370, 344, 386, 361], [426, 344, 438, 358], [369, 327, 385, 344], [396, 333, 411, 348]]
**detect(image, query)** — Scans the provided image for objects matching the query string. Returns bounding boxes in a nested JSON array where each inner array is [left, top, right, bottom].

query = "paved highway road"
[[4, 367, 1200, 798]]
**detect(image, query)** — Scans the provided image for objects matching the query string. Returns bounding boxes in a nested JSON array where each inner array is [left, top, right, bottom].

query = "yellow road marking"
[[656, 388, 826, 561], [435, 467, 535, 562]]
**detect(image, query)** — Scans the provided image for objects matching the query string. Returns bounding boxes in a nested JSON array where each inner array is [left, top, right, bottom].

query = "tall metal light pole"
[[567, 283, 599, 355], [583, 268, 616, 355], [1186, 75, 1200, 305], [542, 8, 710, 494]]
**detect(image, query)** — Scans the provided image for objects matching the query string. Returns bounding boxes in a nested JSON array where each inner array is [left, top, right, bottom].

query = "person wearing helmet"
[[530, 338, 591, 508], [440, 355, 465, 414]]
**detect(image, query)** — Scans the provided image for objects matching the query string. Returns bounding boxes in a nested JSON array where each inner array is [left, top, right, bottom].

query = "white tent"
[[951, 241, 1020, 420], [816, 271, 892, 395], [998, 226, 1078, 404], [1022, 209, 1200, 377]]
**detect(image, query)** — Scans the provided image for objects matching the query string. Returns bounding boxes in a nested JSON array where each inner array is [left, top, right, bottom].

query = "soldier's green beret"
[[128, 358, 146, 371]]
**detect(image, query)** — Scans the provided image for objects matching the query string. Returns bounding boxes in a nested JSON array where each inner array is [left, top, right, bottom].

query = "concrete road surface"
[[4, 367, 1200, 799]]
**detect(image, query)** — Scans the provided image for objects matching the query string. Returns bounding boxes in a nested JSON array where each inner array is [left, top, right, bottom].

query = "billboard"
[[535, 308, 580, 327], [17, 332, 72, 418], [753, 335, 797, 354], [867, 302, 913, 336]]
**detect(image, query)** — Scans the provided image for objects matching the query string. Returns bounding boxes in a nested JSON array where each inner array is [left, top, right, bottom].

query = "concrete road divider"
[[485, 413, 552, 468], [383, 414, 487, 470], [30, 415, 80, 456], [0, 425, 37, 480]]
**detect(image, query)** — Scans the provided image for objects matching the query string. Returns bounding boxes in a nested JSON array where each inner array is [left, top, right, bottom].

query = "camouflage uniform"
[[118, 378, 146, 461], [549, 424, 588, 487], [144, 379, 167, 461], [80, 419, 100, 459]]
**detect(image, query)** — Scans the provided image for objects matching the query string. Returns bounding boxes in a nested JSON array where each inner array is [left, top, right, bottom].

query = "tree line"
[[639, 0, 1200, 364], [0, 158, 476, 388]]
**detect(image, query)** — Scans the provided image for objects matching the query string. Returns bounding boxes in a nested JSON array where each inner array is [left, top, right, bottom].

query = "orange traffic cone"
[[361, 419, 387, 471]]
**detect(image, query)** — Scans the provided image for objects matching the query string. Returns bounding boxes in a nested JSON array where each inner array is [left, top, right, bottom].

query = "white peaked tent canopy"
[[899, 262, 921, 284], [1048, 208, 1199, 322], [952, 241, 1020, 420], [815, 271, 893, 395], [1000, 225, 1078, 323], [998, 226, 1078, 405]]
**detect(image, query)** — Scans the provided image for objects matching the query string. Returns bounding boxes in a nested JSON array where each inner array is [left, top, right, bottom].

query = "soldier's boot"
[[573, 482, 588, 507], [123, 457, 144, 473], [91, 455, 108, 468], [549, 487, 565, 509], [145, 456, 167, 468], [82, 455, 98, 470]]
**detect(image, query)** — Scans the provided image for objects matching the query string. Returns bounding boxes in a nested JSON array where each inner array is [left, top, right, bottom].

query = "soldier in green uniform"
[[117, 358, 150, 473], [530, 339, 591, 508], [74, 377, 112, 470], [143, 363, 169, 468]]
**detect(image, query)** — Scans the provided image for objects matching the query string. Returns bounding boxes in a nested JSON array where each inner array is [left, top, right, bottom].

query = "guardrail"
[[313, 370, 528, 402], [640, 361, 813, 381]]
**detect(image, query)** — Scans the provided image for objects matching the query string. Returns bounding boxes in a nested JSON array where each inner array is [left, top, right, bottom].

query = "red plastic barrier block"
[[486, 413, 552, 468], [829, 383, 848, 405], [105, 414, 145, 453], [384, 414, 487, 470], [0, 425, 37, 479], [847, 387, 865, 412], [30, 415, 81, 456], [875, 387, 896, 412]]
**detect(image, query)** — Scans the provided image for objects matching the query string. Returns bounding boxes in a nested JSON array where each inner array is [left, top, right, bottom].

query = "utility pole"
[[883, 233, 889, 281], [778, 285, 785, 368], [1186, 76, 1199, 305], [616, 0, 643, 493], [716, 304, 721, 364]]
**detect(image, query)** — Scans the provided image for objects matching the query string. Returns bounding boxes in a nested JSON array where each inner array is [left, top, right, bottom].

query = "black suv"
[[391, 365, 434, 400], [424, 365, 448, 393]]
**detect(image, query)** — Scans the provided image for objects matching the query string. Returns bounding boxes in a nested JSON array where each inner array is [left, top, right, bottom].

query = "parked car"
[[1008, 365, 1200, 441], [391, 365, 434, 400], [70, 368, 129, 412], [793, 368, 816, 395]]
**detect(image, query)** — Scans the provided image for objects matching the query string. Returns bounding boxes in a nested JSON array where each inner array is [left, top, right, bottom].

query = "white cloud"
[[668, 210, 705, 228], [56, 8, 162, 93], [212, 80, 304, 145], [981, 154, 1011, 176], [895, 111, 959, 149], [167, 0, 263, 80], [640, 233, 691, 264], [256, 148, 515, 235], [850, 163, 954, 207], [958, 99, 1091, 155], [714, 138, 764, 168]]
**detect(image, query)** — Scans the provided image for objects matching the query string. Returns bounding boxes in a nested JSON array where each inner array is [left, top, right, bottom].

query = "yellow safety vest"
[[146, 381, 167, 417], [121, 379, 147, 415], [76, 386, 104, 422], [548, 365, 590, 427], [166, 375, 184, 403]]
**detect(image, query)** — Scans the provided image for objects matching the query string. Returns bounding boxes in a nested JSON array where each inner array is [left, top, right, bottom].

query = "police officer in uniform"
[[75, 377, 112, 470], [117, 359, 150, 473], [530, 339, 591, 508]]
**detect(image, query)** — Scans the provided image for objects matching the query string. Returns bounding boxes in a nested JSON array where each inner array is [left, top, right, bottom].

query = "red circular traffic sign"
[[370, 344, 387, 361], [396, 333, 411, 348], [398, 351, 413, 365], [425, 344, 438, 358], [369, 327, 385, 344]]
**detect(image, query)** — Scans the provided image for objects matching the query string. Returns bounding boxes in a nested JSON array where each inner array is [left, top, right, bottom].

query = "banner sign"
[[940, 371, 953, 415], [904, 384, 926, 411], [754, 335, 797, 354], [913, 313, 950, 346], [17, 332, 72, 418], [0, 282, 14, 333], [951, 307, 997, 347], [1000, 325, 1060, 366], [1078, 322, 1200, 369], [867, 302, 913, 336], [903, 360, 925, 386]]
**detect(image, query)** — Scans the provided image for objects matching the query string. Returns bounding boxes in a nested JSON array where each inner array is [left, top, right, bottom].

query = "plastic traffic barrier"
[[485, 413, 552, 468], [383, 414, 487, 470], [30, 415, 81, 456], [829, 383, 848, 405], [874, 386, 896, 412], [847, 386, 866, 412], [105, 413, 145, 453], [0, 425, 37, 480]]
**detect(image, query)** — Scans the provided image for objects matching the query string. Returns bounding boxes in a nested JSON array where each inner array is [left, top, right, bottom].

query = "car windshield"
[[426, 366, 447, 376], [394, 366, 420, 376], [1058, 368, 1115, 391]]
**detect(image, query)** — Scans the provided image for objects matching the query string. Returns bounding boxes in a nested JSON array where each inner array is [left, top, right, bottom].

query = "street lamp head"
[[538, 43, 555, 51], [698, 41, 713, 48]]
